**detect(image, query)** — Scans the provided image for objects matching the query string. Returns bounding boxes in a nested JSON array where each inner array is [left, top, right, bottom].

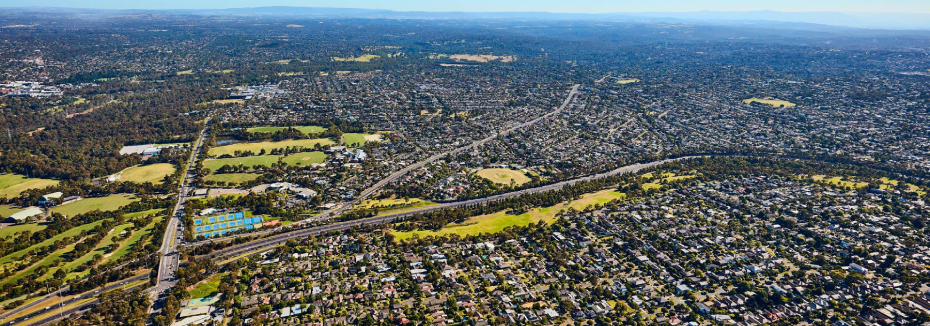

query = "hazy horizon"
[[1, 0, 929, 14]]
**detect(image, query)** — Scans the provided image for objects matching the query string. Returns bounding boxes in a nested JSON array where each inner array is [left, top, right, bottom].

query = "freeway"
[[4, 274, 148, 326], [203, 155, 698, 262], [303, 84, 582, 223], [154, 117, 211, 296]]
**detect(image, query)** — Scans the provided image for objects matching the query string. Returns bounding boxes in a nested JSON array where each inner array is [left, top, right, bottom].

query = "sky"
[[1, 0, 928, 14]]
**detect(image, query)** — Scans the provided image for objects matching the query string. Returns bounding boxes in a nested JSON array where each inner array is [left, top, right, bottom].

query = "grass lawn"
[[811, 175, 868, 189], [0, 240, 80, 287], [123, 208, 164, 219], [357, 198, 438, 216], [332, 54, 380, 62], [359, 198, 430, 209], [878, 177, 926, 196], [476, 168, 532, 185], [0, 204, 24, 217], [743, 97, 796, 107], [208, 138, 334, 157], [247, 125, 326, 136], [118, 163, 176, 184], [0, 223, 47, 240], [47, 223, 133, 281], [616, 78, 640, 84], [393, 189, 624, 241], [189, 272, 226, 299], [205, 173, 262, 185], [641, 173, 696, 190], [343, 133, 381, 147], [0, 219, 108, 270], [204, 155, 281, 171], [281, 151, 327, 166], [0, 173, 59, 198], [51, 194, 139, 217], [204, 152, 327, 171], [106, 217, 163, 265]]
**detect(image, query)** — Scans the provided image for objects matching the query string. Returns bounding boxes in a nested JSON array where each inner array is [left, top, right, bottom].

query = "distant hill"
[[7, 6, 930, 30]]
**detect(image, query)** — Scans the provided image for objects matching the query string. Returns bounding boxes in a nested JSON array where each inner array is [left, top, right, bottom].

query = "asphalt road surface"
[[154, 118, 211, 296], [301, 84, 582, 224], [203, 155, 698, 263], [6, 274, 148, 326]]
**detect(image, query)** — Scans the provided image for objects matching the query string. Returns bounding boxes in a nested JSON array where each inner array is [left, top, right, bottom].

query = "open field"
[[343, 133, 382, 147], [0, 174, 59, 198], [0, 241, 81, 287], [247, 125, 326, 135], [476, 168, 532, 185], [446, 54, 516, 63], [642, 173, 696, 190], [281, 151, 327, 166], [616, 78, 640, 84], [743, 97, 797, 107], [0, 223, 47, 240], [0, 205, 24, 217], [0, 220, 108, 270], [176, 70, 194, 75], [205, 173, 262, 185], [359, 198, 430, 209], [47, 223, 134, 281], [51, 194, 139, 217], [811, 175, 868, 189], [393, 189, 624, 241], [206, 99, 244, 105], [124, 208, 163, 219], [358, 198, 438, 215], [204, 155, 279, 171], [118, 163, 175, 184], [204, 152, 327, 171], [189, 272, 226, 299], [208, 138, 334, 156], [332, 54, 380, 62], [107, 216, 163, 265], [877, 177, 926, 195]]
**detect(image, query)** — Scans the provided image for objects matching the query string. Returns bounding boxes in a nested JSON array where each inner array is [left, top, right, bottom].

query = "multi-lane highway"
[[303, 84, 582, 223], [202, 155, 698, 262], [154, 117, 211, 296], [3, 274, 148, 326]]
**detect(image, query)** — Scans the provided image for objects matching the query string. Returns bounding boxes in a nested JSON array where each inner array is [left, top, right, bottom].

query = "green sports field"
[[204, 173, 262, 185], [203, 155, 281, 171], [343, 133, 382, 147], [118, 163, 176, 184], [107, 217, 163, 265], [204, 152, 327, 171], [0, 223, 47, 240], [208, 138, 334, 156], [47, 222, 134, 281], [393, 189, 624, 241], [476, 168, 531, 185], [0, 173, 59, 198], [247, 125, 327, 136], [189, 272, 226, 299], [743, 98, 796, 107], [51, 194, 139, 217], [0, 219, 108, 271], [281, 151, 327, 166]]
